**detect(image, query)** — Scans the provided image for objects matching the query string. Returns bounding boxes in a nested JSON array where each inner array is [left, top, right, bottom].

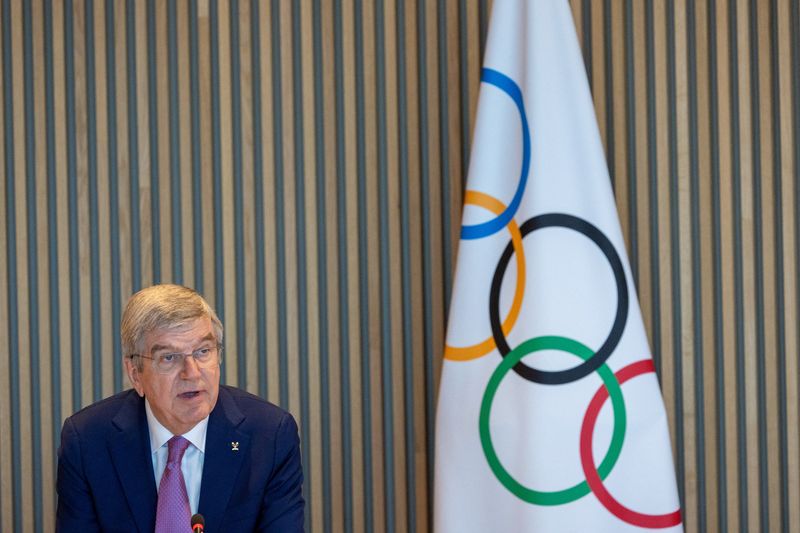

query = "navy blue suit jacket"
[[56, 386, 304, 532]]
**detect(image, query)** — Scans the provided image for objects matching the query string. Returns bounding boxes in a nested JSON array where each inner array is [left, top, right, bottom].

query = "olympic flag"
[[433, 1, 683, 532]]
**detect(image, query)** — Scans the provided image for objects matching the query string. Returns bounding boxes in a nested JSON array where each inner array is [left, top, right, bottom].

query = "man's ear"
[[124, 358, 146, 397]]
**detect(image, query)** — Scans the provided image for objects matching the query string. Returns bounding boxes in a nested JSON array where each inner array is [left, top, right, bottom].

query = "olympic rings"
[[479, 335, 626, 505], [445, 191, 526, 361], [580, 359, 682, 528], [489, 213, 629, 385], [453, 63, 676, 526]]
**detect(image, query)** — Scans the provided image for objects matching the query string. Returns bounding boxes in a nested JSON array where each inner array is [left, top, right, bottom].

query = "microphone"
[[191, 513, 205, 533]]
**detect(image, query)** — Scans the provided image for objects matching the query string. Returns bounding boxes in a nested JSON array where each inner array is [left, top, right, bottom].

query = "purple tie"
[[155, 436, 192, 533]]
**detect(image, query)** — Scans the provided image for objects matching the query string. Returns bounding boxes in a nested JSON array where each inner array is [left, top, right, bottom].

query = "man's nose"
[[180, 354, 202, 377]]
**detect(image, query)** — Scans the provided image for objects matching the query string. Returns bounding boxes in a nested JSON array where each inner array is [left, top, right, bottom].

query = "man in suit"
[[56, 284, 304, 532]]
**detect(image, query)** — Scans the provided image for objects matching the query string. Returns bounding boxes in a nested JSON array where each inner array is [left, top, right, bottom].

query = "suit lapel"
[[199, 387, 249, 532], [108, 391, 158, 533]]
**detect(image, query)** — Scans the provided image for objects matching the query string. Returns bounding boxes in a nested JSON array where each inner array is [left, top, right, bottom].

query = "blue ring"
[[461, 69, 530, 240]]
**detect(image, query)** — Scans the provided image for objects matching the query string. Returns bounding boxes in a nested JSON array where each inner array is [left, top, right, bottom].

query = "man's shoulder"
[[65, 389, 142, 435]]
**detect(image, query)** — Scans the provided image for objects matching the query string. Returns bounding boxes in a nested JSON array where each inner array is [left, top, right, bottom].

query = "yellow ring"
[[444, 190, 526, 361]]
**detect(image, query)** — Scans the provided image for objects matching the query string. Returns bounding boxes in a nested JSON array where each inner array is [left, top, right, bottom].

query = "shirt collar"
[[144, 398, 209, 454]]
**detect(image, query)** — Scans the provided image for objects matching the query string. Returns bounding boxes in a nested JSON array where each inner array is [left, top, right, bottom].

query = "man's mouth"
[[178, 391, 201, 399]]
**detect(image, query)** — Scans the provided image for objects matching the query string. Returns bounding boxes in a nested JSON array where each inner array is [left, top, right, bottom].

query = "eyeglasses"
[[129, 345, 223, 374]]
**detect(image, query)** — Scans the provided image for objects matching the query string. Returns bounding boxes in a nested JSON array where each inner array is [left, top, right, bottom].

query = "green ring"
[[478, 335, 626, 505]]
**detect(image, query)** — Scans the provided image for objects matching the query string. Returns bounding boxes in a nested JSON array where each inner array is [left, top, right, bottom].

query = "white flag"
[[434, 1, 683, 532]]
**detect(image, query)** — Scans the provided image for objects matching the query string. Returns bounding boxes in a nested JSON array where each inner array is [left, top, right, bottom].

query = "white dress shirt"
[[145, 399, 208, 515]]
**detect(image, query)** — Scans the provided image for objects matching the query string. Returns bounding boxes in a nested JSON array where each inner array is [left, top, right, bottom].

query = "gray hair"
[[121, 284, 223, 370]]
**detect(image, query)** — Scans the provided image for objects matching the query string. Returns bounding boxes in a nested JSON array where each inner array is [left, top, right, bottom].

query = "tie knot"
[[167, 436, 190, 465]]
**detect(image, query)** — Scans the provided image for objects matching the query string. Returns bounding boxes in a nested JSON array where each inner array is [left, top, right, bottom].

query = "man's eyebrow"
[[149, 343, 174, 353], [149, 333, 216, 353]]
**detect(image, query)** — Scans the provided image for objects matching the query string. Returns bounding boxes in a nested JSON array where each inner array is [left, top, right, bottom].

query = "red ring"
[[579, 359, 682, 528]]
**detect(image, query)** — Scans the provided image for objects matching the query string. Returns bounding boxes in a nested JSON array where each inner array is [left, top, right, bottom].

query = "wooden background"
[[0, 1, 798, 532]]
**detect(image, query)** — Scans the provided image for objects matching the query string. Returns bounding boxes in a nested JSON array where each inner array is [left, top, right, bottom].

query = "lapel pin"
[[231, 441, 239, 451]]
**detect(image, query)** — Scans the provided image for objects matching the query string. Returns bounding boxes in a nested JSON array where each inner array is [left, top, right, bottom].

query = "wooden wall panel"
[[0, 1, 797, 532]]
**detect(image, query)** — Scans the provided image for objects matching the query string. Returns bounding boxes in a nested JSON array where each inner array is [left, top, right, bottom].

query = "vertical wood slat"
[[155, 0, 170, 284], [780, 4, 800, 533], [310, 1, 336, 531], [126, 2, 143, 293], [1, 2, 14, 531], [52, 0, 72, 489], [22, 1, 40, 531], [0, 1, 9, 524], [103, 0, 122, 394], [0, 1, 799, 532], [708, 2, 728, 528], [38, 0, 59, 505], [177, 0, 193, 290], [692, 3, 720, 532], [332, 2, 357, 530], [768, 1, 791, 532], [11, 1, 29, 532]]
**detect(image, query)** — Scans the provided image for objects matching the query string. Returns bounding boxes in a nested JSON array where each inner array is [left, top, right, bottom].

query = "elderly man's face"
[[125, 316, 221, 435]]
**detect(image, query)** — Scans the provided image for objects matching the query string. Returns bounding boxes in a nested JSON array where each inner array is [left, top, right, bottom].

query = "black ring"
[[489, 213, 629, 385]]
